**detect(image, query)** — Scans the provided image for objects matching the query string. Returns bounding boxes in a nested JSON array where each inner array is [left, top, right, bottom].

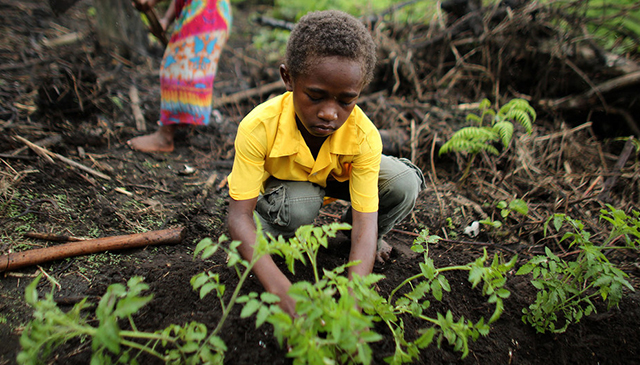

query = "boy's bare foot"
[[376, 239, 393, 263], [127, 125, 176, 152]]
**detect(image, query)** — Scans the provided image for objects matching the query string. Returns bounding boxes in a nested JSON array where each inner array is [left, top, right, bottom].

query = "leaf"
[[194, 238, 214, 258], [240, 299, 261, 318], [415, 328, 436, 348], [255, 306, 271, 328], [509, 199, 529, 216], [516, 264, 534, 275], [493, 121, 514, 148], [199, 282, 218, 299], [95, 318, 121, 354], [201, 245, 219, 260], [431, 279, 443, 301], [208, 335, 228, 351], [114, 295, 153, 318], [190, 272, 210, 290], [260, 292, 281, 304], [25, 275, 42, 305]]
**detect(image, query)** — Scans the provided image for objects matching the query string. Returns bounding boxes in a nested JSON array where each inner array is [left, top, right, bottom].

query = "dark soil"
[[1, 1, 639, 365]]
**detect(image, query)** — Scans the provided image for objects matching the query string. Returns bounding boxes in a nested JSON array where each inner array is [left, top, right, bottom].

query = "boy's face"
[[280, 56, 364, 139]]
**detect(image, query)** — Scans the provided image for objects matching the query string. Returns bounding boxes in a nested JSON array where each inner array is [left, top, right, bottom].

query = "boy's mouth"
[[311, 125, 334, 136]]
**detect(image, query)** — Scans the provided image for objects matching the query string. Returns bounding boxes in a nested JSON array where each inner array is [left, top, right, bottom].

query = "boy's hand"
[[228, 197, 298, 318]]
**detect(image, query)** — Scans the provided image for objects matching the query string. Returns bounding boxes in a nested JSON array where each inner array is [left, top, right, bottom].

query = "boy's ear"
[[280, 64, 294, 91]]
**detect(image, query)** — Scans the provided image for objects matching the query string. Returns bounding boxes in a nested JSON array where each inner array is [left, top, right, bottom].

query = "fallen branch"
[[598, 137, 636, 203], [41, 32, 85, 48], [7, 134, 63, 156], [14, 135, 111, 180], [0, 227, 185, 272], [129, 84, 147, 132], [24, 232, 84, 242], [540, 71, 640, 109], [212, 80, 284, 109]]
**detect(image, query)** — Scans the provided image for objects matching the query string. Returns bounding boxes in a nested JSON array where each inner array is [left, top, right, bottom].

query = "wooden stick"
[[540, 71, 640, 109], [212, 80, 284, 109], [24, 232, 85, 242], [129, 85, 147, 132], [0, 227, 185, 272], [598, 137, 636, 203], [8, 134, 63, 156], [14, 135, 111, 180]]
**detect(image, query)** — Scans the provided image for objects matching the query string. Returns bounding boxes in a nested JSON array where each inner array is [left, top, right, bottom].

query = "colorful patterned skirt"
[[159, 0, 231, 126]]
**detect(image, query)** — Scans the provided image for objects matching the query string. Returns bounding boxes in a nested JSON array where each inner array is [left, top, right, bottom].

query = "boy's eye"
[[306, 93, 323, 102]]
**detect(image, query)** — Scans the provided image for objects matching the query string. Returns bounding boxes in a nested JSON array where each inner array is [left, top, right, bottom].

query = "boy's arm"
[[348, 209, 378, 279], [227, 197, 297, 316]]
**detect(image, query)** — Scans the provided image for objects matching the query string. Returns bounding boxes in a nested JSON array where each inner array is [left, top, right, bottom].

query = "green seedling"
[[479, 198, 529, 230], [19, 217, 516, 365], [517, 205, 639, 333], [18, 218, 279, 365], [251, 227, 516, 364]]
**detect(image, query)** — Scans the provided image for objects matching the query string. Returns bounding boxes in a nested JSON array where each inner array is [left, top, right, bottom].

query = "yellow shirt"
[[228, 92, 382, 213]]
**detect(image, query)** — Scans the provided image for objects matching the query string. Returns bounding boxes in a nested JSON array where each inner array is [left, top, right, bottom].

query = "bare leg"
[[127, 124, 177, 152]]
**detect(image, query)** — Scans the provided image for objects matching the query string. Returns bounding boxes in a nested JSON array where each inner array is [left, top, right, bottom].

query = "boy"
[[227, 10, 425, 316]]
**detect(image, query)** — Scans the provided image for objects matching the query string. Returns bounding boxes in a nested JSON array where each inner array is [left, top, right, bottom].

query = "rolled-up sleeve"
[[349, 131, 382, 213], [228, 124, 268, 200]]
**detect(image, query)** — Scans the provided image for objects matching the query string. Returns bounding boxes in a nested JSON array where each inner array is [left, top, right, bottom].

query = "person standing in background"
[[129, 0, 232, 152]]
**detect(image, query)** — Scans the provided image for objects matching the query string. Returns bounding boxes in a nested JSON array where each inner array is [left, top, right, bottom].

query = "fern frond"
[[440, 139, 496, 155], [439, 127, 501, 155], [451, 127, 498, 143], [465, 113, 483, 124], [493, 121, 514, 148], [478, 98, 492, 110], [498, 98, 536, 134], [506, 109, 533, 134]]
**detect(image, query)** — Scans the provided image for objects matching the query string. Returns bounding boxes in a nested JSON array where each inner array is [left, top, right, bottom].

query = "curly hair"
[[284, 10, 377, 86]]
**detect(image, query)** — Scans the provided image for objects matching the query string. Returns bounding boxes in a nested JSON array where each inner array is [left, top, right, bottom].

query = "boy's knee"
[[379, 156, 425, 207], [256, 180, 324, 237]]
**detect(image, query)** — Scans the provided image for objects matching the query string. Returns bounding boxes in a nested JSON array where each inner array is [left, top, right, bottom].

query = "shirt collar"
[[269, 92, 362, 159]]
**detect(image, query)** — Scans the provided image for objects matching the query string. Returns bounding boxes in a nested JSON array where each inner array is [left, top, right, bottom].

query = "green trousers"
[[255, 155, 426, 249]]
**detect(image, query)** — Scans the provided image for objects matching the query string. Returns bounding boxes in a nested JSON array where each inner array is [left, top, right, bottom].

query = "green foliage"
[[18, 226, 270, 364], [19, 218, 516, 365], [273, 0, 436, 22], [265, 224, 382, 365], [251, 0, 438, 64], [439, 98, 536, 157], [258, 226, 515, 364], [479, 198, 529, 229], [366, 230, 516, 364], [251, 28, 290, 63], [565, 0, 640, 54], [516, 205, 639, 333]]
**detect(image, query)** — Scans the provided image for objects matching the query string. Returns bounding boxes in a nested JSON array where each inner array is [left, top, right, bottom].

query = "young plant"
[[249, 227, 516, 365], [18, 275, 230, 365], [255, 223, 383, 365], [479, 198, 530, 230], [439, 98, 536, 182], [516, 205, 639, 333], [17, 221, 280, 365], [355, 229, 517, 364]]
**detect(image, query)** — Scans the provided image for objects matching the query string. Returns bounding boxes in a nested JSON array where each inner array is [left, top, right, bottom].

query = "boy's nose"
[[318, 104, 338, 121]]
